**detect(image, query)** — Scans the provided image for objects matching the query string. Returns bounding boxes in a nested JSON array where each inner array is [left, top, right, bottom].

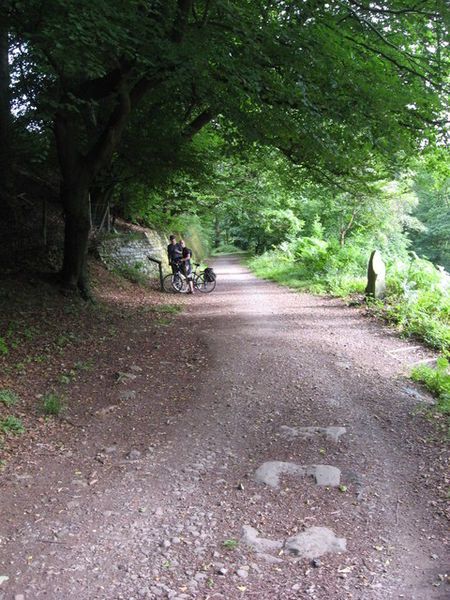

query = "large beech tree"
[[2, 0, 448, 295]]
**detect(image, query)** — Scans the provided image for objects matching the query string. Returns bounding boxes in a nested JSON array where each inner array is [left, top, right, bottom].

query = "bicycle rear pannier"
[[204, 267, 216, 282]]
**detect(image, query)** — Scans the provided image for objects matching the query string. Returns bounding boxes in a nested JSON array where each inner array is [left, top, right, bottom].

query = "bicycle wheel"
[[194, 273, 216, 293], [172, 273, 188, 293], [163, 274, 176, 293]]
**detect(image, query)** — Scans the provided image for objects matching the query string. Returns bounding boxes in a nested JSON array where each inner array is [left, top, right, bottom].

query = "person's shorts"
[[183, 263, 193, 279]]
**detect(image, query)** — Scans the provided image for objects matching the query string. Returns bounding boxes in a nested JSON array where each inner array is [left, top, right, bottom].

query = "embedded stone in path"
[[254, 461, 341, 488], [280, 425, 346, 443], [126, 449, 142, 461], [285, 527, 346, 559], [241, 526, 346, 561], [116, 371, 138, 383], [241, 526, 283, 554], [119, 389, 136, 401], [313, 465, 341, 486]]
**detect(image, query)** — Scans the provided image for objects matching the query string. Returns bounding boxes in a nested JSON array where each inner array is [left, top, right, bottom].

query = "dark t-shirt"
[[168, 243, 182, 264], [182, 247, 192, 274]]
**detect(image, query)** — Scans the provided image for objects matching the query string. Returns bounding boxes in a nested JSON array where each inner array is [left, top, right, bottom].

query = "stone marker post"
[[365, 250, 386, 299]]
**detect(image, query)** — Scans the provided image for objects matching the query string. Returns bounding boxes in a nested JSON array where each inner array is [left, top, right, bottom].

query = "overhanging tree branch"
[[341, 32, 441, 87], [347, 6, 440, 71], [85, 85, 132, 177], [75, 66, 132, 102], [347, 0, 438, 18], [182, 109, 215, 140]]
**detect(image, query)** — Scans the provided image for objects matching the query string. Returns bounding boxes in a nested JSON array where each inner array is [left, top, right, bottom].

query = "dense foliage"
[[245, 168, 450, 354], [409, 149, 450, 270], [239, 147, 450, 353], [2, 1, 448, 292], [0, 1, 449, 358]]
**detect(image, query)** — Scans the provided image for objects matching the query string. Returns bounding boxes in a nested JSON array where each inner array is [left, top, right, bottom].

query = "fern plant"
[[0, 389, 19, 407], [411, 357, 450, 415], [0, 416, 25, 435]]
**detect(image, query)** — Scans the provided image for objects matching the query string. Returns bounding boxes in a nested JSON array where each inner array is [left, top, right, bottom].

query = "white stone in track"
[[241, 525, 346, 560], [285, 527, 346, 558], [254, 461, 341, 488], [241, 526, 283, 554], [280, 425, 346, 442]]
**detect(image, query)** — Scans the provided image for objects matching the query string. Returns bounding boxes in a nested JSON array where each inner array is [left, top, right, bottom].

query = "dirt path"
[[0, 256, 448, 600]]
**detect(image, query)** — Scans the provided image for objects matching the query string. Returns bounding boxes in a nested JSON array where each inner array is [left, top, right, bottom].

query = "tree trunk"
[[214, 214, 220, 248], [339, 211, 356, 247], [60, 176, 92, 297], [54, 112, 93, 298], [54, 83, 134, 297], [53, 55, 209, 296], [0, 22, 11, 206]]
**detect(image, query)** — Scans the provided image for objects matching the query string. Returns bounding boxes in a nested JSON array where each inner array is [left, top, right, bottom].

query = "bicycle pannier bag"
[[204, 267, 216, 282]]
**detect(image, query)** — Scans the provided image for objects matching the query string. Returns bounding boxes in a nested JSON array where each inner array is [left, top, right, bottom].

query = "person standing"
[[180, 239, 195, 294], [167, 235, 182, 274]]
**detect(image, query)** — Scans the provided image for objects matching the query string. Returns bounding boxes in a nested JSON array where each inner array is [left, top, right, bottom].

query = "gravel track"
[[0, 255, 448, 600]]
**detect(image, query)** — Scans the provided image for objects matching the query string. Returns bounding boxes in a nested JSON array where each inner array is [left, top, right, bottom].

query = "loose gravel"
[[0, 256, 448, 600]]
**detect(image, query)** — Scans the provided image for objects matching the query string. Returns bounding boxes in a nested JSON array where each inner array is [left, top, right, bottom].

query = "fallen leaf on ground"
[[338, 566, 353, 573]]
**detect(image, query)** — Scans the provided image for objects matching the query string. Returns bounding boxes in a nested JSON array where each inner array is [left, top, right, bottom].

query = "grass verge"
[[411, 358, 450, 417]]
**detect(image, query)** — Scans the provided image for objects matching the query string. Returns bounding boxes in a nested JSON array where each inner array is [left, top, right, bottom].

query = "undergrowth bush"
[[42, 392, 64, 416], [383, 258, 450, 353], [0, 336, 8, 355], [151, 304, 182, 314], [0, 389, 19, 407], [212, 243, 243, 255], [411, 357, 450, 415], [0, 415, 25, 435], [249, 237, 368, 295], [114, 264, 148, 285]]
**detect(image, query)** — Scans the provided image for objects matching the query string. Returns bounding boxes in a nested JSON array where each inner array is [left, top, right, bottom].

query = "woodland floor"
[[0, 255, 448, 600]]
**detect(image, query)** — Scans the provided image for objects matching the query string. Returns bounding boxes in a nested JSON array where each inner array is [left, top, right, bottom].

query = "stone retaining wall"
[[97, 227, 169, 278]]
